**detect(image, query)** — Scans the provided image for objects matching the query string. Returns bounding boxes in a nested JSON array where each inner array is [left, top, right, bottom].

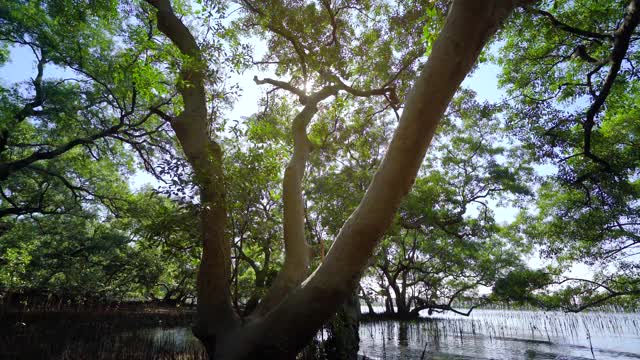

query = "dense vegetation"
[[0, 0, 638, 358]]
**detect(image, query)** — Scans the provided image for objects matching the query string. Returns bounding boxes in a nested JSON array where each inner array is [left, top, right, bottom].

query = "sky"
[[0, 37, 592, 279]]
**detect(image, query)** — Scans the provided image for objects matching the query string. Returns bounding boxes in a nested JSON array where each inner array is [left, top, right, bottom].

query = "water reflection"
[[134, 310, 640, 359], [357, 310, 640, 360], [124, 310, 640, 360], [4, 310, 639, 359], [398, 322, 408, 347]]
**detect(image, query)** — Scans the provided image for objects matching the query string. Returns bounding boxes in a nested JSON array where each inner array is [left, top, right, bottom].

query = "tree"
[[123, 190, 202, 305], [145, 0, 537, 358], [0, 0, 213, 309], [365, 90, 532, 318], [0, 208, 164, 303], [239, 0, 423, 316], [0, 0, 178, 220], [497, 0, 640, 309]]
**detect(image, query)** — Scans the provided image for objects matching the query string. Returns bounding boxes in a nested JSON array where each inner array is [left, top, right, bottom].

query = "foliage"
[[492, 268, 553, 305], [498, 0, 640, 309], [0, 0, 243, 305], [363, 90, 534, 317], [0, 211, 160, 299]]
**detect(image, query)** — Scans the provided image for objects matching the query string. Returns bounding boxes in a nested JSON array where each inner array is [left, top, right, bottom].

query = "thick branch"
[[582, 0, 640, 169], [252, 103, 318, 316], [321, 0, 339, 46], [0, 83, 143, 182], [253, 76, 308, 102], [252, 73, 394, 316], [0, 123, 123, 181], [531, 9, 613, 41], [146, 0, 200, 56], [332, 76, 393, 98]]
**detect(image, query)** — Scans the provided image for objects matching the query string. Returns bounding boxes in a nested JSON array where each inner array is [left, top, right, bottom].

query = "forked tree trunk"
[[146, 0, 537, 358]]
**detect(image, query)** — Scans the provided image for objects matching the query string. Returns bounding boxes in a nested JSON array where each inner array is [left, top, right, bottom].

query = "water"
[[4, 310, 639, 359], [357, 309, 640, 359], [134, 310, 640, 359]]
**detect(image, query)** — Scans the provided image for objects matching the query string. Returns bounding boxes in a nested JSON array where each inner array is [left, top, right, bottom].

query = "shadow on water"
[[0, 308, 205, 360], [1, 323, 208, 359]]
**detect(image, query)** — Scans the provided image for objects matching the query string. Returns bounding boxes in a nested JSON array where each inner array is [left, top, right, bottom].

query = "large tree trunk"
[[144, 0, 240, 354], [146, 0, 537, 358]]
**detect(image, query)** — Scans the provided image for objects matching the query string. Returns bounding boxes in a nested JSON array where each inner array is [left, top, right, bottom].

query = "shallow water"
[[4, 309, 639, 359], [132, 309, 640, 359], [357, 309, 640, 359]]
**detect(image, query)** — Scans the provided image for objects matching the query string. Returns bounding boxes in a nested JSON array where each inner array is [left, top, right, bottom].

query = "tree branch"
[[253, 76, 308, 102], [0, 123, 123, 181], [582, 0, 640, 169], [240, 0, 309, 80], [531, 8, 613, 41]]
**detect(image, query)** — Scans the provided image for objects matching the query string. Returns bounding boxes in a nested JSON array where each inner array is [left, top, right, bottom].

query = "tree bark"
[[252, 103, 317, 316]]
